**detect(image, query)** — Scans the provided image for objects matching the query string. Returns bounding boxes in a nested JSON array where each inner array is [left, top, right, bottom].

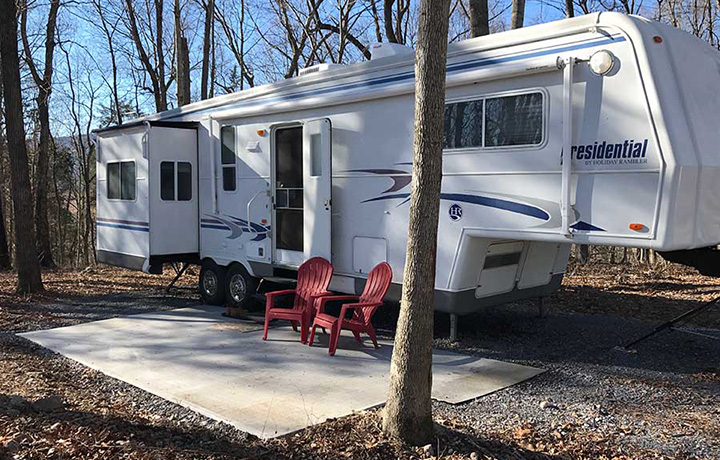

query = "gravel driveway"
[[1, 266, 719, 459]]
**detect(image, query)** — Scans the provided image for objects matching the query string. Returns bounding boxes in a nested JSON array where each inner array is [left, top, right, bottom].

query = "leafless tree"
[[384, 0, 411, 43], [566, 0, 576, 16], [469, 0, 490, 36], [123, 0, 172, 112], [383, 0, 451, 445], [0, 0, 43, 292], [511, 0, 525, 28], [174, 0, 191, 105], [215, 0, 254, 90], [0, 60, 11, 270], [91, 0, 124, 124], [20, 0, 60, 268], [200, 0, 214, 99]]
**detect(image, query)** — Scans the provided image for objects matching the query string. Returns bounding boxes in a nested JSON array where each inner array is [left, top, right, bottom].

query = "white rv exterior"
[[95, 13, 720, 313]]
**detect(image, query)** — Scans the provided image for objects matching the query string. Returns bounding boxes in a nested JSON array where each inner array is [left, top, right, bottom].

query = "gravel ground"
[[430, 303, 720, 459], [1, 265, 719, 459]]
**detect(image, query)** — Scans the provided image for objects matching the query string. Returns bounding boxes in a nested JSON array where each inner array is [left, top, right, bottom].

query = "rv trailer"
[[95, 13, 720, 322]]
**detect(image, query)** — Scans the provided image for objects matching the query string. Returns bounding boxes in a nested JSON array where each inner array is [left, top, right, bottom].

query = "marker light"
[[589, 50, 615, 76], [629, 223, 645, 231], [257, 129, 266, 136]]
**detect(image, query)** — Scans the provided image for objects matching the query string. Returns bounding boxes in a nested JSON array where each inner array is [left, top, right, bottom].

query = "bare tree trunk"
[[566, 0, 575, 17], [200, 0, 214, 100], [0, 188, 10, 270], [21, 0, 60, 268], [370, 0, 383, 42], [384, 0, 399, 42], [383, 0, 451, 445], [469, 0, 489, 37], [0, 0, 43, 292], [92, 0, 123, 124], [124, 0, 168, 112], [511, 0, 525, 29], [175, 0, 191, 106], [0, 60, 11, 270]]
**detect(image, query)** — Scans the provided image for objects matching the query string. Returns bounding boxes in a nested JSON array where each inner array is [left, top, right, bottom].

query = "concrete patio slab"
[[20, 306, 543, 438]]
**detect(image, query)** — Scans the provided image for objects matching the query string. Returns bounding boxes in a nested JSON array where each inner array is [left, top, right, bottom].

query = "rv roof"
[[104, 13, 688, 129]]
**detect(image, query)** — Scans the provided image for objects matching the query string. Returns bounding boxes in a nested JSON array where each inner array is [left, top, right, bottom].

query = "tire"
[[224, 263, 258, 308], [199, 260, 227, 305]]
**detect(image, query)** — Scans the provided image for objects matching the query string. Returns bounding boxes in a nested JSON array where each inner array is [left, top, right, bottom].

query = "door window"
[[221, 126, 237, 191], [274, 127, 304, 251]]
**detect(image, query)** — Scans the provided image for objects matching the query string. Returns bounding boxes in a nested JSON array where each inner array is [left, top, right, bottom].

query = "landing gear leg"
[[166, 262, 191, 294], [450, 313, 458, 342], [538, 297, 548, 318]]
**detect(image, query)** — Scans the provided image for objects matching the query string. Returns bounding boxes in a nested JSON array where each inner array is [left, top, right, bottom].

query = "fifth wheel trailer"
[[95, 13, 720, 321]]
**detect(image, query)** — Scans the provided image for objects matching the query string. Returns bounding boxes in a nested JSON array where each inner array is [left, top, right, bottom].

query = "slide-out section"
[[96, 122, 199, 273]]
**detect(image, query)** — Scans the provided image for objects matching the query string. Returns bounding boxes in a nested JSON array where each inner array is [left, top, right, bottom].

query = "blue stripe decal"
[[441, 193, 550, 220], [97, 222, 150, 232], [201, 224, 232, 231], [446, 36, 626, 74], [570, 221, 606, 232], [185, 35, 625, 118], [363, 193, 550, 221]]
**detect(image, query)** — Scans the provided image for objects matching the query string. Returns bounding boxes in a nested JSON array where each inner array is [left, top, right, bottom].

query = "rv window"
[[107, 161, 136, 200], [120, 162, 136, 200], [177, 162, 192, 201], [484, 93, 543, 147], [221, 126, 236, 191], [444, 99, 483, 149], [107, 162, 121, 199], [161, 162, 175, 200]]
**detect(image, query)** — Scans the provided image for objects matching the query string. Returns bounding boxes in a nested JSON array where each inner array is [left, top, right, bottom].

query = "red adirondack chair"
[[309, 262, 392, 356], [262, 257, 333, 343]]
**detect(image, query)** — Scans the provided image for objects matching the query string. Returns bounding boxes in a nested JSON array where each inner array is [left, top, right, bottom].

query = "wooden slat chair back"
[[309, 262, 393, 355], [262, 257, 333, 343]]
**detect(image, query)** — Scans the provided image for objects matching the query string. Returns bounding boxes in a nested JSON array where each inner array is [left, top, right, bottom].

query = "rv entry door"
[[303, 119, 332, 261]]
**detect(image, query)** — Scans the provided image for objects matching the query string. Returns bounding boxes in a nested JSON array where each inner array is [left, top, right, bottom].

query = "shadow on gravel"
[[1, 292, 202, 333], [427, 296, 720, 376]]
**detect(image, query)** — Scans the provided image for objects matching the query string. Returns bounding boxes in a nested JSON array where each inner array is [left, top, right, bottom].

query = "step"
[[262, 277, 297, 285]]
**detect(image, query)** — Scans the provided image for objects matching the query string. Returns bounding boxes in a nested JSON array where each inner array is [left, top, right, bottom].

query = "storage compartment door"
[[302, 119, 332, 260]]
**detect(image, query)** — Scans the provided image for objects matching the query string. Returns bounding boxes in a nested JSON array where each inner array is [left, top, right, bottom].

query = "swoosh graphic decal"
[[343, 169, 412, 194], [362, 192, 550, 221], [202, 214, 270, 241], [570, 220, 606, 232]]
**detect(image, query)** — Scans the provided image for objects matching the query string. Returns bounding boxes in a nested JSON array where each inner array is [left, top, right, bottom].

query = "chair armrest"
[[316, 295, 360, 314], [265, 289, 297, 312], [339, 302, 383, 319]]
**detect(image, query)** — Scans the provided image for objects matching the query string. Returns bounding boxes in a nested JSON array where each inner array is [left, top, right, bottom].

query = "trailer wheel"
[[199, 260, 227, 305], [225, 264, 258, 308]]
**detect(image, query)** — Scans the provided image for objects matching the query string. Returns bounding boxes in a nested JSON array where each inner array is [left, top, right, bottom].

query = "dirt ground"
[[1, 262, 719, 459]]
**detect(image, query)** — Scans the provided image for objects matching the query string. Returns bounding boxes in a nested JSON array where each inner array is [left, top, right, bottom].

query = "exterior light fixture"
[[589, 50, 615, 76]]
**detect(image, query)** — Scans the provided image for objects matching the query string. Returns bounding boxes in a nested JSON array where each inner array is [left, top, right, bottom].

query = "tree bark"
[[511, 0, 525, 29], [565, 0, 575, 17], [382, 0, 450, 446], [124, 0, 168, 112], [0, 0, 43, 292], [92, 0, 123, 124], [384, 0, 399, 43], [0, 57, 11, 270], [200, 0, 214, 100], [468, 0, 489, 37], [175, 0, 191, 106], [0, 187, 10, 270], [21, 0, 60, 268]]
